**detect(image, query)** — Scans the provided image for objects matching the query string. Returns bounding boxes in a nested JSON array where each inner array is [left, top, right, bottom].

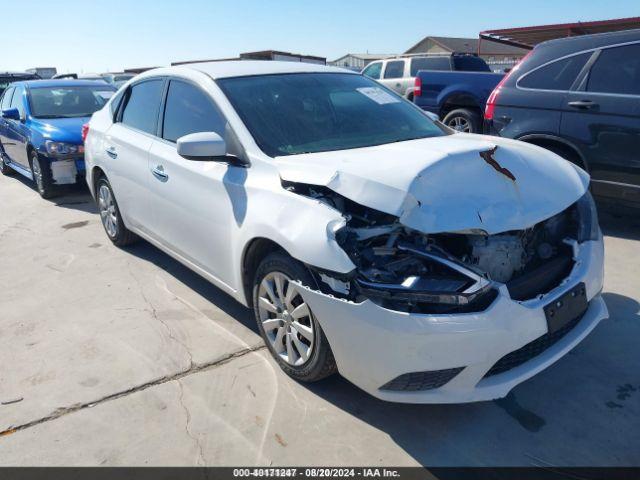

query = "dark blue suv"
[[0, 80, 116, 198], [485, 29, 640, 207]]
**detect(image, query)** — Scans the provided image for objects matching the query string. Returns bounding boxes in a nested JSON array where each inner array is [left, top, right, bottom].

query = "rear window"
[[518, 53, 590, 91], [120, 79, 164, 134], [383, 61, 405, 79], [410, 57, 451, 75], [453, 56, 491, 72], [586, 44, 640, 96]]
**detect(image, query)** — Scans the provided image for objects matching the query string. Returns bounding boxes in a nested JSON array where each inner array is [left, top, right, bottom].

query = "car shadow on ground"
[[4, 172, 97, 214], [598, 202, 640, 241]]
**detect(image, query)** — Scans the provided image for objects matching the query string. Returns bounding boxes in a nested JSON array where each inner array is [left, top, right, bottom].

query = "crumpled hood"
[[275, 134, 590, 235]]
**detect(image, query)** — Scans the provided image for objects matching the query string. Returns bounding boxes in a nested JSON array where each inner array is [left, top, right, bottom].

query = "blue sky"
[[6, 0, 639, 73]]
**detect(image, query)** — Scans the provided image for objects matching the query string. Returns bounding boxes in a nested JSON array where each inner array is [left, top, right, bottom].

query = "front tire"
[[30, 151, 56, 198], [1, 152, 14, 176], [443, 108, 482, 133], [253, 252, 337, 382], [95, 176, 137, 247]]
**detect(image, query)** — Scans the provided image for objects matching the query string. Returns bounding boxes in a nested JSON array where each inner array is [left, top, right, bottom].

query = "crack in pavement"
[[177, 380, 206, 466], [0, 344, 266, 438], [126, 262, 195, 371]]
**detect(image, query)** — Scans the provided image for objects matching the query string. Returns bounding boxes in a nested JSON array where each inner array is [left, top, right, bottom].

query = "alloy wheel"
[[257, 272, 315, 366], [448, 116, 471, 132], [98, 184, 118, 238]]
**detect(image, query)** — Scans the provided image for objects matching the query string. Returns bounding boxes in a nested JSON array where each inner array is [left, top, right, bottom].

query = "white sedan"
[[84, 61, 607, 403]]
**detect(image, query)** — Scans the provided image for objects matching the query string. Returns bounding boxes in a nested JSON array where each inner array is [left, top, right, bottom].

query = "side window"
[[383, 61, 405, 79], [362, 62, 382, 80], [587, 44, 640, 96], [120, 79, 164, 134], [10, 86, 25, 117], [161, 80, 226, 143], [519, 53, 590, 91], [1, 87, 14, 110]]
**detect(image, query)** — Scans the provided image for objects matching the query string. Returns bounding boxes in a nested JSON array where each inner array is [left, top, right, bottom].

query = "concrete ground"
[[0, 171, 638, 467]]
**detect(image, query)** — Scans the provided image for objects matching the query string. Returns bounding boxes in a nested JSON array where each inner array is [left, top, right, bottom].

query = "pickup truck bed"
[[413, 70, 504, 133]]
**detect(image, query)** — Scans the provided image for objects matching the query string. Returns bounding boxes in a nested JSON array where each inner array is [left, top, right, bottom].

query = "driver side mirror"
[[177, 132, 248, 166], [2, 108, 21, 121]]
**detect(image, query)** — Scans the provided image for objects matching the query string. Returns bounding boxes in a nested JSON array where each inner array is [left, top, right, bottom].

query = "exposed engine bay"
[[285, 181, 580, 313]]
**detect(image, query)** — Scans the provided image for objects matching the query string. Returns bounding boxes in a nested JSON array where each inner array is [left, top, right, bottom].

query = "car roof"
[[536, 28, 640, 58], [512, 28, 640, 74], [17, 79, 116, 89], [150, 60, 356, 79]]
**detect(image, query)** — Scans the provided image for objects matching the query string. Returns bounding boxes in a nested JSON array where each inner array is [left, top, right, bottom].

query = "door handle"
[[568, 100, 598, 109], [152, 165, 168, 181], [105, 145, 117, 158]]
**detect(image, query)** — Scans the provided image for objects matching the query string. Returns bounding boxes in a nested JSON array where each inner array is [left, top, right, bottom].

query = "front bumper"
[[298, 237, 607, 403]]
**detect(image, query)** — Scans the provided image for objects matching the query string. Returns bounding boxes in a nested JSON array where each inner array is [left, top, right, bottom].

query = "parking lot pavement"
[[0, 172, 638, 467]]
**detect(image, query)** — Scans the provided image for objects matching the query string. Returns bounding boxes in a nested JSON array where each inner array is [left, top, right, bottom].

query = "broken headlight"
[[355, 243, 493, 307], [576, 191, 599, 242]]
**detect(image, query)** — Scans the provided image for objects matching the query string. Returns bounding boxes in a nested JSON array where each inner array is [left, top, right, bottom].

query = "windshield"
[[217, 73, 446, 157], [29, 86, 115, 118]]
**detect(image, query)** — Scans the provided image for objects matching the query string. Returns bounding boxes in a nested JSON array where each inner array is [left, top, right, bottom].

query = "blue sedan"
[[0, 80, 116, 198]]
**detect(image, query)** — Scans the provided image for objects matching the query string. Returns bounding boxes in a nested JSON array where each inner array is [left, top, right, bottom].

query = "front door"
[[0, 87, 15, 159], [147, 79, 237, 288], [5, 85, 30, 169]]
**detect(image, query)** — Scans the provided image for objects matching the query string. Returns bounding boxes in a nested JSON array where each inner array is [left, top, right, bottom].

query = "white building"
[[329, 53, 398, 71]]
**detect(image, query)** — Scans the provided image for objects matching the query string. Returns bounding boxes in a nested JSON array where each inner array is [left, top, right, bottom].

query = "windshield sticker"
[[356, 87, 400, 105]]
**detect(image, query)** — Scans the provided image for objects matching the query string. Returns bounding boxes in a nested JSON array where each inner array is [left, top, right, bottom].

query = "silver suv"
[[362, 54, 489, 101]]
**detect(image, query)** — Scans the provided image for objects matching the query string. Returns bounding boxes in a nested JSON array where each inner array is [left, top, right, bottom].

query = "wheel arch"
[[517, 134, 588, 172], [241, 237, 290, 306], [89, 165, 107, 197], [439, 92, 482, 118], [26, 143, 37, 163]]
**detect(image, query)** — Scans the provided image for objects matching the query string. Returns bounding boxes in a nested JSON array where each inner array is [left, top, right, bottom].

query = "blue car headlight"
[[45, 141, 84, 157], [576, 191, 600, 242]]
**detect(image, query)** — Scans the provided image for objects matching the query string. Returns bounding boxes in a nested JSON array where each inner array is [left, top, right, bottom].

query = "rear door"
[[5, 85, 29, 168], [379, 60, 407, 95], [104, 78, 165, 232], [493, 52, 591, 139], [560, 42, 640, 202], [147, 78, 236, 286]]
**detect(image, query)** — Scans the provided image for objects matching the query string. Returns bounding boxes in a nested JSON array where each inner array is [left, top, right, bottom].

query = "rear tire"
[[95, 176, 137, 247], [30, 151, 56, 198], [443, 108, 482, 133], [253, 252, 337, 382]]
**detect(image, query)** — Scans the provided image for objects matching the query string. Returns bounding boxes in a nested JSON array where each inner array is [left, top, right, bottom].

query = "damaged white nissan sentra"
[[85, 61, 607, 403]]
